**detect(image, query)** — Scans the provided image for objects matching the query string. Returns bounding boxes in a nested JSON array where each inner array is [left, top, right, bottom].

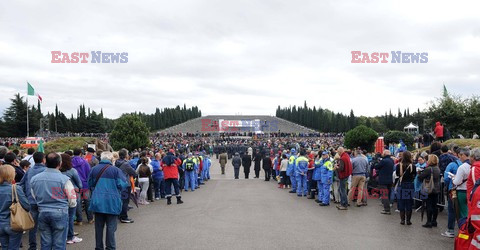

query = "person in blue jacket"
[[151, 153, 165, 199], [88, 151, 127, 250], [287, 148, 297, 194], [313, 154, 323, 203], [183, 153, 197, 192], [0, 164, 30, 250], [443, 155, 462, 237], [129, 152, 139, 170], [295, 150, 310, 197], [204, 155, 211, 180], [18, 151, 46, 250], [319, 151, 334, 206]]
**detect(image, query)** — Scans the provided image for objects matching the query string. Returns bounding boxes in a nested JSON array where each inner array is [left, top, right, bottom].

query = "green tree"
[[427, 94, 466, 135], [3, 94, 28, 137], [110, 114, 150, 150], [344, 125, 378, 152]]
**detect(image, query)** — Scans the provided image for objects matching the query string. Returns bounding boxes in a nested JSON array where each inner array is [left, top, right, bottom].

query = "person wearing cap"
[[287, 148, 297, 193], [85, 147, 99, 168], [318, 151, 334, 206], [232, 152, 242, 179]]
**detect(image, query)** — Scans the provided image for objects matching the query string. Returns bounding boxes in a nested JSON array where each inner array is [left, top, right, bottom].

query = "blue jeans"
[[153, 178, 165, 198], [67, 206, 76, 240], [29, 204, 39, 250], [290, 175, 297, 192], [447, 195, 455, 232], [94, 213, 118, 250], [0, 223, 23, 250], [296, 175, 308, 196], [339, 178, 348, 207], [184, 171, 196, 191], [38, 209, 68, 250], [119, 186, 131, 221]]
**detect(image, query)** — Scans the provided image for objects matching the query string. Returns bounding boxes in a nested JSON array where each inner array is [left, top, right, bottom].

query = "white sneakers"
[[441, 231, 455, 238], [67, 236, 83, 244]]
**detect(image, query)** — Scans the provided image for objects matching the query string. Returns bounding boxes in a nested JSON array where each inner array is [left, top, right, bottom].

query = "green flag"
[[37, 139, 45, 153], [28, 82, 35, 95]]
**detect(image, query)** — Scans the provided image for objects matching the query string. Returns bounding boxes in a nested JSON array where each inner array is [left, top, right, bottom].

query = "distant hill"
[[158, 115, 316, 134]]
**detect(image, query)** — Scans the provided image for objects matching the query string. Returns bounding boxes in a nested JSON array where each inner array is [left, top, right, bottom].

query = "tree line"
[[0, 93, 202, 137], [276, 89, 480, 136]]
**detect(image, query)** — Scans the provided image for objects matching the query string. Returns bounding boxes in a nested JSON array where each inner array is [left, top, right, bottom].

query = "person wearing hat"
[[85, 147, 98, 168], [232, 152, 242, 179], [318, 151, 334, 206]]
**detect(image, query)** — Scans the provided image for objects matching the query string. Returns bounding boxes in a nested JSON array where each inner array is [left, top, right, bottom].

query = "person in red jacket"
[[335, 147, 352, 210], [161, 151, 183, 205], [434, 122, 444, 142], [466, 149, 480, 249]]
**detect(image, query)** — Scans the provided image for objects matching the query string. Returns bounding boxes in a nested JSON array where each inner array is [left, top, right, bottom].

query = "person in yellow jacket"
[[295, 150, 310, 197], [318, 151, 334, 206]]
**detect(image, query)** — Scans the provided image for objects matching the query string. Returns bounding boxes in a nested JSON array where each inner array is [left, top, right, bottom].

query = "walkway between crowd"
[[46, 159, 451, 249]]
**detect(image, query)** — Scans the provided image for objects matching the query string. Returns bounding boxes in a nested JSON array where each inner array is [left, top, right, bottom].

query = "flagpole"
[[26, 82, 29, 137]]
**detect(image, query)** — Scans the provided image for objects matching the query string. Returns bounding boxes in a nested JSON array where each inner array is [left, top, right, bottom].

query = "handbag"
[[421, 169, 435, 195], [10, 184, 35, 231]]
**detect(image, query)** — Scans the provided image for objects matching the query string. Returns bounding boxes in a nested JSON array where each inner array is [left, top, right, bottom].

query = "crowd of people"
[[222, 137, 480, 248], [0, 143, 215, 249], [1, 129, 480, 249]]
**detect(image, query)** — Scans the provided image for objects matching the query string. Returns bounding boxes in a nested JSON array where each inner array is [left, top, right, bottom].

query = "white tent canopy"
[[404, 122, 419, 134]]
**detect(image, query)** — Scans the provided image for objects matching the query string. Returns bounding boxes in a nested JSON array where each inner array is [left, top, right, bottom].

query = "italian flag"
[[27, 82, 42, 102]]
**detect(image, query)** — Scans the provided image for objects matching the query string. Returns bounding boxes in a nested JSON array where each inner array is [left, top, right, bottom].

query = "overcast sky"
[[1, 0, 479, 119]]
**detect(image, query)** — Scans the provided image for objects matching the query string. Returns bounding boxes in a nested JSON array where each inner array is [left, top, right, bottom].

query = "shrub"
[[110, 114, 150, 151], [344, 125, 378, 152]]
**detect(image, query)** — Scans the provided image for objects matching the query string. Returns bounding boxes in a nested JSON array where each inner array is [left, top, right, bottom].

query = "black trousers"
[[255, 168, 260, 178], [234, 168, 240, 179], [426, 193, 439, 223], [264, 168, 271, 181], [244, 167, 250, 179], [119, 186, 131, 220], [147, 177, 154, 201]]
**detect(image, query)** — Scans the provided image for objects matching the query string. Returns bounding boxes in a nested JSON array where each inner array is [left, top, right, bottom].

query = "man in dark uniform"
[[253, 149, 262, 178], [242, 151, 252, 179], [232, 153, 242, 179], [263, 153, 272, 181]]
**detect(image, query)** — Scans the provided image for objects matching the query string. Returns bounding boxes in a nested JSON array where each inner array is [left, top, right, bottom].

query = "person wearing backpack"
[[0, 164, 30, 250], [183, 153, 197, 192], [418, 154, 441, 228]]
